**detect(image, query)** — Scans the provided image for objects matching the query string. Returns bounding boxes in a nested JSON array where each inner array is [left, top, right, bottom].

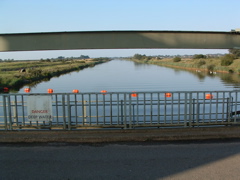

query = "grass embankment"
[[0, 58, 110, 91], [131, 57, 240, 74]]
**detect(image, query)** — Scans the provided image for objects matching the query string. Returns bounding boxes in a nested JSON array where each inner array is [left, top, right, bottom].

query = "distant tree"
[[58, 56, 65, 60], [229, 49, 240, 58], [193, 54, 207, 59], [80, 55, 90, 59], [173, 56, 181, 62], [133, 54, 148, 60], [221, 54, 235, 66]]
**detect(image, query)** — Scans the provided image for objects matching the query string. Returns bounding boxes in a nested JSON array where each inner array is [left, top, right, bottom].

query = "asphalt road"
[[1, 140, 240, 180]]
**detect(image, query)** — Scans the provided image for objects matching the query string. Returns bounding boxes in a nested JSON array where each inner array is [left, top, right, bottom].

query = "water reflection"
[[18, 59, 240, 93]]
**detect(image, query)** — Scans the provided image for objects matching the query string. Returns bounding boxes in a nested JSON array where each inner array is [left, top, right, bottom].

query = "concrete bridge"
[[0, 30, 240, 52]]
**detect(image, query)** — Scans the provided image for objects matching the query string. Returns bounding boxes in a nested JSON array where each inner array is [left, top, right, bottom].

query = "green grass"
[[132, 57, 240, 73], [0, 58, 110, 90]]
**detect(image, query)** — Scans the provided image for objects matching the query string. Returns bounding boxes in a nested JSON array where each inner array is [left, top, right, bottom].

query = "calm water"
[[19, 59, 240, 93]]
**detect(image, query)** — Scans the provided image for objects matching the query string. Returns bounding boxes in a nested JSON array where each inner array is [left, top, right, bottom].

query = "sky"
[[0, 0, 239, 60]]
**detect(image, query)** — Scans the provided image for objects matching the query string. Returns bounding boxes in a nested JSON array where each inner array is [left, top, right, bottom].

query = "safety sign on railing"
[[27, 95, 52, 122]]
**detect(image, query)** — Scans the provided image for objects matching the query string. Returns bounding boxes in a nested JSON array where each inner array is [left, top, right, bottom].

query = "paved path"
[[1, 140, 240, 180]]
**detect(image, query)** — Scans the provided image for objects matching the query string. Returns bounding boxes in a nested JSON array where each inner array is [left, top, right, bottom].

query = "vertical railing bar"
[[3, 95, 8, 130], [228, 92, 232, 123], [129, 94, 132, 128], [227, 97, 230, 123], [117, 93, 120, 125], [171, 93, 173, 124], [21, 95, 25, 126], [184, 92, 187, 127], [55, 94, 59, 125], [150, 93, 153, 124], [157, 93, 160, 124], [136, 93, 139, 125], [216, 92, 219, 123], [234, 91, 238, 123], [74, 94, 78, 125], [143, 93, 146, 124], [14, 95, 18, 127], [196, 92, 199, 126], [164, 94, 167, 125], [222, 92, 226, 121], [89, 94, 92, 125], [203, 92, 206, 123], [192, 98, 195, 127], [189, 93, 192, 127], [67, 94, 71, 130], [81, 94, 85, 126], [110, 93, 113, 125], [103, 94, 106, 125], [62, 95, 66, 130], [124, 93, 127, 129], [121, 100, 123, 126], [7, 95, 12, 130], [177, 93, 180, 124], [209, 92, 212, 123], [96, 93, 99, 125]]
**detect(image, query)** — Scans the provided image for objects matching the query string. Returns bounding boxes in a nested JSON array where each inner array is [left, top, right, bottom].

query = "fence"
[[1, 91, 240, 130]]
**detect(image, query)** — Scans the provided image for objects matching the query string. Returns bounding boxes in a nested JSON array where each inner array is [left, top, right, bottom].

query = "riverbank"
[[0, 58, 110, 92], [129, 57, 240, 74]]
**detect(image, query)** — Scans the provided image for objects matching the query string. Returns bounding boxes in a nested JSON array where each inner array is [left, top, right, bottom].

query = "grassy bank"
[[0, 58, 110, 91], [130, 57, 240, 74]]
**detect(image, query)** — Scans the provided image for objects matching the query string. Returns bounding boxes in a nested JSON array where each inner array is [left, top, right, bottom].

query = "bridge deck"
[[1, 30, 240, 51]]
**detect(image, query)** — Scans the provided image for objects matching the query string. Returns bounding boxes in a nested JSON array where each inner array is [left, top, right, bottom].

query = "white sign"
[[27, 95, 52, 122]]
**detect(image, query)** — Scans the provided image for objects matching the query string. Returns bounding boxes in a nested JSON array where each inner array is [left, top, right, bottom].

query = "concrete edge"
[[1, 126, 240, 144]]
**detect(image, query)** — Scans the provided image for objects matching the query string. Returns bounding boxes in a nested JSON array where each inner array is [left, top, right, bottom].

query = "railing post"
[[226, 97, 232, 123], [7, 95, 13, 130], [67, 94, 71, 130], [62, 95, 66, 130], [129, 94, 132, 129], [3, 95, 8, 130], [120, 100, 123, 126], [192, 98, 195, 127], [184, 92, 188, 127], [188, 93, 193, 127], [124, 94, 127, 129]]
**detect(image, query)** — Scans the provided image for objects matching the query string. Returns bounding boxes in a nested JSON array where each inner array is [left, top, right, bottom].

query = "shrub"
[[197, 60, 206, 67], [193, 54, 207, 59], [173, 56, 181, 62], [229, 49, 240, 58], [221, 54, 235, 66], [207, 64, 215, 72], [28, 68, 43, 77]]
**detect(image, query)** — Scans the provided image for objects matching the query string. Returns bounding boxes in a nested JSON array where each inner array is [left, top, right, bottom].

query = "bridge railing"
[[0, 91, 240, 130]]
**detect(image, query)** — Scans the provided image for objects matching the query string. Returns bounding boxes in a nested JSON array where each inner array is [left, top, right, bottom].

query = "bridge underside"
[[0, 30, 240, 52]]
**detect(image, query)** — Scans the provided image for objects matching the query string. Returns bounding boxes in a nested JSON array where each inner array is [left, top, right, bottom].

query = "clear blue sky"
[[0, 0, 239, 60]]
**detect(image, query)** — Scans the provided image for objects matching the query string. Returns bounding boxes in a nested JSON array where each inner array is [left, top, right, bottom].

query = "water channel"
[[19, 59, 240, 93], [2, 59, 240, 129]]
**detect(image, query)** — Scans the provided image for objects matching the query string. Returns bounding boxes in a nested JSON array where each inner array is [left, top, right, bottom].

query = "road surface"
[[1, 140, 240, 180]]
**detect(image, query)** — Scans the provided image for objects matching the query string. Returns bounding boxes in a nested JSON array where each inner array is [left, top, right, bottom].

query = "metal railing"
[[1, 91, 240, 130]]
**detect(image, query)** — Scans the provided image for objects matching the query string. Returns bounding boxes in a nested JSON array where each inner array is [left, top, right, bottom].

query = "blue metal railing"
[[1, 91, 240, 130]]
